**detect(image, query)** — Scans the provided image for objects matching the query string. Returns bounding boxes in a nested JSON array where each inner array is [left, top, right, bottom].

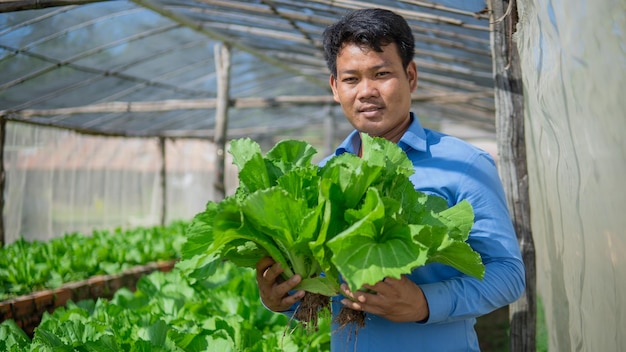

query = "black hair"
[[322, 8, 415, 77]]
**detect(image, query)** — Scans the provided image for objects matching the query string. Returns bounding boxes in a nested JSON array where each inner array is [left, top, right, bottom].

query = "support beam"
[[0, 118, 5, 246], [487, 0, 536, 351], [158, 137, 167, 226], [2, 92, 491, 117], [0, 0, 106, 12], [213, 43, 231, 200], [323, 104, 335, 156]]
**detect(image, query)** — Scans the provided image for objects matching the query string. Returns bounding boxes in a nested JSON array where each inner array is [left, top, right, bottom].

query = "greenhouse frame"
[[1, 0, 625, 351]]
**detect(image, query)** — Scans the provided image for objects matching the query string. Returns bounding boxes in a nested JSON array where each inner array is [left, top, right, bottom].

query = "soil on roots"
[[335, 306, 366, 330], [293, 292, 330, 330]]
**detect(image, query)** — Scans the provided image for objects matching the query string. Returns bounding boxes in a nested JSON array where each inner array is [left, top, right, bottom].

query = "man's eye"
[[376, 71, 390, 77], [342, 77, 358, 83]]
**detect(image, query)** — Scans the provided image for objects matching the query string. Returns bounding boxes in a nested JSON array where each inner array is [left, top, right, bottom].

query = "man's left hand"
[[340, 275, 430, 323]]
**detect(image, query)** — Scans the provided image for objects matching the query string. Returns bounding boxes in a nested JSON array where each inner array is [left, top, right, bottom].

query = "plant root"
[[334, 306, 366, 331], [293, 292, 330, 331]]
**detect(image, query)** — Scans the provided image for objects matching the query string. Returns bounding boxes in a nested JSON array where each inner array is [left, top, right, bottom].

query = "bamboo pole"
[[213, 43, 231, 200], [0, 118, 5, 246], [487, 0, 536, 351], [0, 0, 106, 12], [398, 0, 490, 19], [323, 104, 335, 156], [309, 0, 489, 31], [179, 7, 491, 57], [2, 92, 491, 118], [196, 0, 490, 48], [158, 137, 167, 226]]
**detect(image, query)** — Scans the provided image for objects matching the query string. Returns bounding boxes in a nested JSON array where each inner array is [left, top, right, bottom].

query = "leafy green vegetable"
[[180, 134, 484, 298], [0, 223, 186, 300], [1, 264, 331, 351]]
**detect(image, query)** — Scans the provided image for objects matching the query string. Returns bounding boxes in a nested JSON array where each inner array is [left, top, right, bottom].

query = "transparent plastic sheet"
[[3, 122, 232, 244], [517, 0, 626, 350], [165, 138, 221, 223]]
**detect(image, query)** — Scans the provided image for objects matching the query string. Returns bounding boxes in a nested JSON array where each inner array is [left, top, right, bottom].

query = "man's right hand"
[[255, 256, 305, 312]]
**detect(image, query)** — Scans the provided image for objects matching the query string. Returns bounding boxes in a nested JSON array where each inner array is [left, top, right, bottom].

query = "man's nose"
[[357, 79, 379, 99]]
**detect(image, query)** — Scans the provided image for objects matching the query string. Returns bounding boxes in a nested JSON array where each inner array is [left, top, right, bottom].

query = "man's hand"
[[255, 256, 305, 312], [340, 275, 430, 323]]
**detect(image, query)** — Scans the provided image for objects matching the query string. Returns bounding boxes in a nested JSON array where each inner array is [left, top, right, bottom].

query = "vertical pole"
[[0, 118, 5, 246], [159, 137, 166, 226], [213, 43, 231, 200], [487, 1, 536, 351], [323, 104, 335, 156]]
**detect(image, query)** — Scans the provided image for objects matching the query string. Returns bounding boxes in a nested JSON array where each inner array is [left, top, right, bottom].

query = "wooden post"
[[323, 104, 335, 156], [488, 1, 536, 351], [158, 137, 167, 226], [0, 117, 5, 246], [213, 43, 231, 200]]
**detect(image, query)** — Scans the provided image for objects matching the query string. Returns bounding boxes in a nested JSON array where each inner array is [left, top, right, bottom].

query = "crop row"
[[0, 261, 332, 351], [0, 222, 187, 300]]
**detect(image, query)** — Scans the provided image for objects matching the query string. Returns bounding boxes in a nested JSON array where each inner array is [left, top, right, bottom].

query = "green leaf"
[[437, 199, 475, 241], [229, 138, 274, 194], [0, 320, 30, 350], [182, 202, 220, 259], [428, 241, 485, 279], [241, 188, 308, 248], [296, 277, 340, 297], [137, 320, 168, 346], [327, 188, 429, 290], [265, 139, 318, 172], [82, 335, 120, 352], [209, 196, 292, 277], [413, 202, 484, 280], [276, 165, 320, 207], [319, 152, 383, 209], [360, 133, 414, 178], [228, 138, 262, 171], [241, 187, 318, 276]]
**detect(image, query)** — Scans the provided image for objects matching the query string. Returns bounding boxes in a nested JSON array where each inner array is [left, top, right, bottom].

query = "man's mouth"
[[358, 105, 383, 113]]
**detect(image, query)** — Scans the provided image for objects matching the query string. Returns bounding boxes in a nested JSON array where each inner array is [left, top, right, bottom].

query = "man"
[[256, 8, 525, 351]]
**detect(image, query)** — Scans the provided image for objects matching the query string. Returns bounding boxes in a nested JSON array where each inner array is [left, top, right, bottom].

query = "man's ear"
[[329, 74, 341, 103], [407, 61, 418, 92]]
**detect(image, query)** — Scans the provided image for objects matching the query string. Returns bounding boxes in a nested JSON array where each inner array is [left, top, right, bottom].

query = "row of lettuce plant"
[[0, 222, 187, 300], [0, 261, 332, 351]]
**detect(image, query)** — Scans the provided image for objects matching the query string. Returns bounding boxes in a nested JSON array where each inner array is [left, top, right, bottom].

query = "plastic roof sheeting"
[[0, 0, 496, 138]]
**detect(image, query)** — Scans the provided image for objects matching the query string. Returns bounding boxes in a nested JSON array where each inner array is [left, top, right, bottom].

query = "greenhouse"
[[1, 0, 625, 351]]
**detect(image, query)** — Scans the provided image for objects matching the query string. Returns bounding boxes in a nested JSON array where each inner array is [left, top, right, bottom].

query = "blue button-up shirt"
[[324, 114, 525, 351]]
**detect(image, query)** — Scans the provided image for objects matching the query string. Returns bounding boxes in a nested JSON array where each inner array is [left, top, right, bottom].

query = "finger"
[[256, 256, 276, 276], [274, 274, 302, 297], [341, 283, 367, 303], [340, 297, 364, 311], [260, 262, 285, 284], [364, 277, 395, 294], [340, 283, 354, 298], [340, 283, 364, 302], [272, 277, 306, 311], [256, 257, 276, 286], [282, 288, 306, 306]]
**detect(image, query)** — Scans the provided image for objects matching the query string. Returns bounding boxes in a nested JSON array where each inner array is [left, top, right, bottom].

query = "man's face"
[[330, 42, 417, 142]]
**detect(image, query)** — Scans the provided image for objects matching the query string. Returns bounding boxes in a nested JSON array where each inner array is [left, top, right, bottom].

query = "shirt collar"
[[334, 113, 428, 156]]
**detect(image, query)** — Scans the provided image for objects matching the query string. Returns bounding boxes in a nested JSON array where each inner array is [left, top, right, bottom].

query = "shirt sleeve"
[[419, 151, 526, 324]]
